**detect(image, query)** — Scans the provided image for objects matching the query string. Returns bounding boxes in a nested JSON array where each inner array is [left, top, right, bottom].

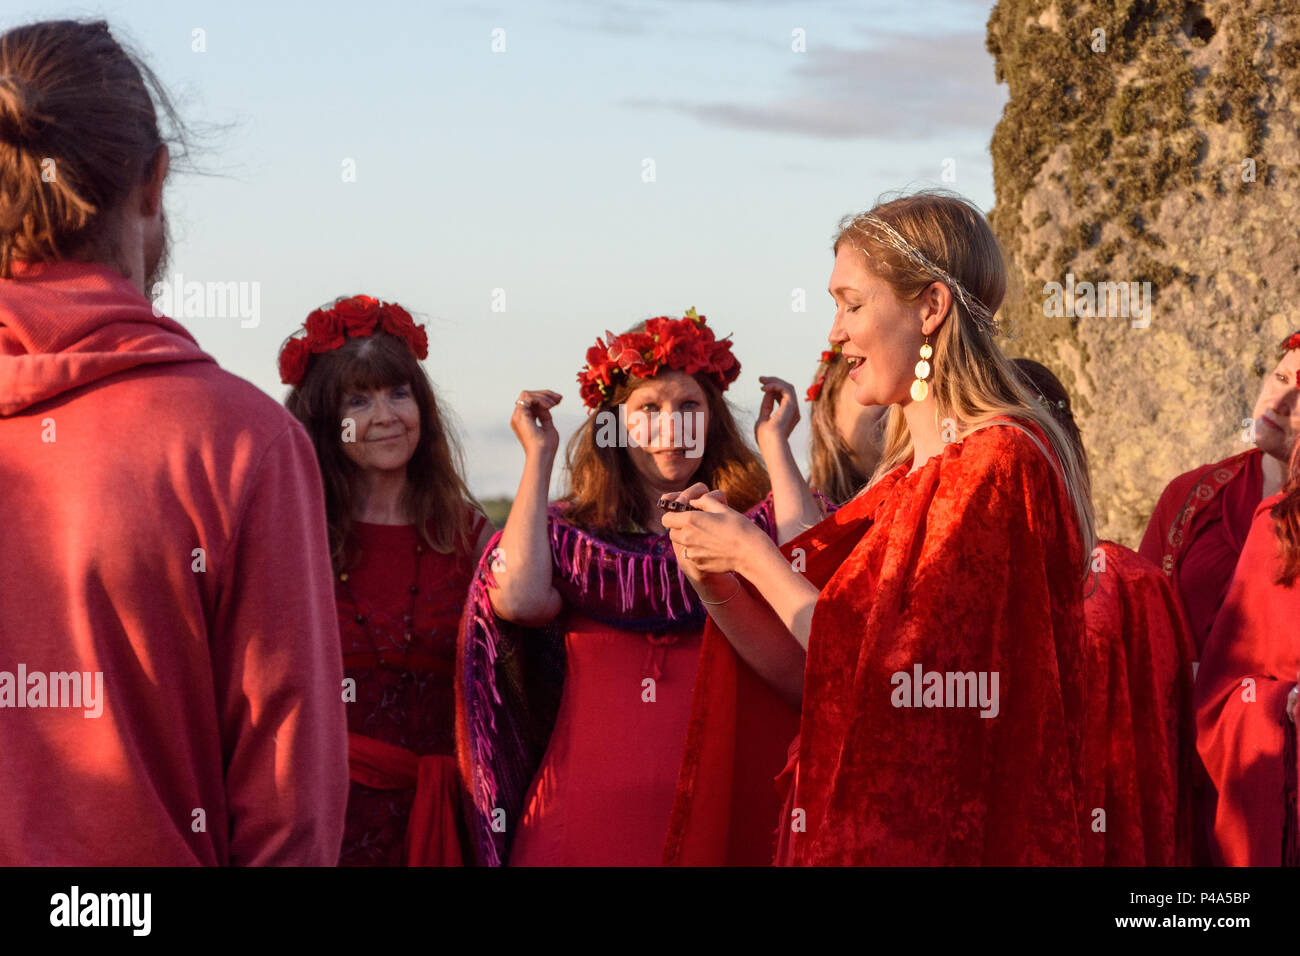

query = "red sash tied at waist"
[[347, 732, 463, 866]]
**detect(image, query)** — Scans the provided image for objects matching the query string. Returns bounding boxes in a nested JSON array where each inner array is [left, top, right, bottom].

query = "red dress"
[[789, 420, 1088, 865], [509, 610, 702, 866], [1195, 493, 1300, 866], [338, 511, 487, 866], [1139, 450, 1262, 656], [1080, 541, 1196, 865]]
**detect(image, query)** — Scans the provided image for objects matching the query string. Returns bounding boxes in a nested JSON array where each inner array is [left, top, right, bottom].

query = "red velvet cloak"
[[1081, 541, 1196, 865], [1194, 493, 1300, 866], [792, 420, 1088, 864]]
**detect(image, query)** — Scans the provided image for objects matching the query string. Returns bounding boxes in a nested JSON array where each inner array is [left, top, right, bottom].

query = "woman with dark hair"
[[1195, 441, 1300, 865], [280, 295, 493, 866], [1013, 358, 1195, 866], [456, 309, 788, 866]]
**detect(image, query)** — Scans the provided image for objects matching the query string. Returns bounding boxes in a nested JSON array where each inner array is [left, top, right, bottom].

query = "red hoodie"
[[0, 260, 348, 865]]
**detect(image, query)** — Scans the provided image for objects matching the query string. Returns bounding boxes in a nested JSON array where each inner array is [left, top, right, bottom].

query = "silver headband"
[[845, 214, 999, 336]]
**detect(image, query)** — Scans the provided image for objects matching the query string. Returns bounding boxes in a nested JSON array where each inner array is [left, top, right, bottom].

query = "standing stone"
[[986, 0, 1300, 545]]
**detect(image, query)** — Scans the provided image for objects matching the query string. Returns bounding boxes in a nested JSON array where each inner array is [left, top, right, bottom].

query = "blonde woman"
[[663, 190, 1096, 865]]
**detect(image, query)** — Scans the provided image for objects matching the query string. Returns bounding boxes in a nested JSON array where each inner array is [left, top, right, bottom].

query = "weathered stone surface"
[[987, 0, 1300, 546]]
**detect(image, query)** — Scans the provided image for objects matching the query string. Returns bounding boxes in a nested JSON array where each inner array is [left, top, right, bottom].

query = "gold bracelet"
[[698, 573, 742, 606]]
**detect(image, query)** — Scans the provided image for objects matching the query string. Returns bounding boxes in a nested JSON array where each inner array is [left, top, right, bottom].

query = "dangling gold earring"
[[910, 335, 933, 402]]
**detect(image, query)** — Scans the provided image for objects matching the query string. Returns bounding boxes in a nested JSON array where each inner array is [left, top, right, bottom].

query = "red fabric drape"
[[1195, 493, 1300, 866], [793, 420, 1089, 864], [670, 419, 1095, 865], [1081, 541, 1196, 865], [348, 733, 463, 866]]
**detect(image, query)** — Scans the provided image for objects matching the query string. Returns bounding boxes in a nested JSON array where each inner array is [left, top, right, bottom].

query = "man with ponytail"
[[0, 20, 347, 864]]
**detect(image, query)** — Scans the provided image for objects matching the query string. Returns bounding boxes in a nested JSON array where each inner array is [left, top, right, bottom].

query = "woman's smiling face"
[[338, 383, 422, 474], [827, 244, 927, 409]]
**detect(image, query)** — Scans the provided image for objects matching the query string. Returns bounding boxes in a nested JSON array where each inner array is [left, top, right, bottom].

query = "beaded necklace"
[[338, 536, 425, 664]]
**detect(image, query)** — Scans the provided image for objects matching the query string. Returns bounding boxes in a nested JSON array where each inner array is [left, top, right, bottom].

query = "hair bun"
[[0, 74, 47, 147]]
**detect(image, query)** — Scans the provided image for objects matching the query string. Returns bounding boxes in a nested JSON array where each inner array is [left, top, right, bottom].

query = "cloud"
[[624, 29, 1007, 141]]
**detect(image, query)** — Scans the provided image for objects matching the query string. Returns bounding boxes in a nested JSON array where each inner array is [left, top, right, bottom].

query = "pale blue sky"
[[12, 0, 1005, 497]]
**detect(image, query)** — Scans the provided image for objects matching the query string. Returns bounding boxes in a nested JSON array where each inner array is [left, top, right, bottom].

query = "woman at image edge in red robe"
[[1195, 481, 1300, 866]]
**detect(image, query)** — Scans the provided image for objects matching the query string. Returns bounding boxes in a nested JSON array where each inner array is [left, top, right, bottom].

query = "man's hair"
[[0, 19, 187, 277]]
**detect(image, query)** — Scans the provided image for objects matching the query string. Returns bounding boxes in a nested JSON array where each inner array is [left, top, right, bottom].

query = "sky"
[[12, 0, 1006, 498]]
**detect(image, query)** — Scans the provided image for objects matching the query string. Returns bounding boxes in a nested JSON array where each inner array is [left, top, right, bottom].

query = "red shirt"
[[0, 261, 347, 865]]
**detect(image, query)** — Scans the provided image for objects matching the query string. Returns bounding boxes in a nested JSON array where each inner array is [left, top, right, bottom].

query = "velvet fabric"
[[786, 419, 1089, 865], [1195, 493, 1300, 866], [1081, 541, 1196, 865], [665, 494, 840, 866]]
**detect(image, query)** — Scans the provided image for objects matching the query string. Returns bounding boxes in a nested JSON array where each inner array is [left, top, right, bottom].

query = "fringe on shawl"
[[457, 495, 781, 866]]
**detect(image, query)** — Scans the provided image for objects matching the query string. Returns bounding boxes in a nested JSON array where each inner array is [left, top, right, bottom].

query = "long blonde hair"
[[835, 190, 1096, 572]]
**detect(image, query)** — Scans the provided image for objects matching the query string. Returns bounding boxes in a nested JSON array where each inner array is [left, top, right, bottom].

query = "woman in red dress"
[[1195, 441, 1300, 866], [663, 191, 1097, 865], [456, 309, 780, 866], [1139, 332, 1300, 657], [280, 296, 493, 866]]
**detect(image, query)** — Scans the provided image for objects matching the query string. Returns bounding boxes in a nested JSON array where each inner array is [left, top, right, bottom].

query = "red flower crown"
[[1285, 332, 1300, 352], [278, 295, 429, 387], [805, 344, 841, 402], [577, 307, 740, 410]]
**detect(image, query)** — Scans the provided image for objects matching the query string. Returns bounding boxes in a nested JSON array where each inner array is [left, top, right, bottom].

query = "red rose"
[[707, 339, 740, 386], [304, 308, 345, 353], [404, 323, 429, 359], [334, 296, 380, 336], [377, 302, 412, 337], [806, 380, 823, 402], [376, 304, 423, 357], [579, 377, 605, 410], [279, 337, 311, 386], [652, 318, 702, 372], [1287, 332, 1300, 352], [584, 343, 619, 386]]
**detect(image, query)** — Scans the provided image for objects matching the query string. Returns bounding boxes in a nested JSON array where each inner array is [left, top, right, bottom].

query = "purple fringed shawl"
[[455, 494, 778, 866]]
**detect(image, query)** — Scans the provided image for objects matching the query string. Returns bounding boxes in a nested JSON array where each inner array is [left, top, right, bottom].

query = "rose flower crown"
[[279, 294, 429, 387], [577, 307, 740, 411]]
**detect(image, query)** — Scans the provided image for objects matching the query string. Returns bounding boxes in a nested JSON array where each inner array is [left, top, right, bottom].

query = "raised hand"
[[754, 376, 801, 448], [511, 389, 563, 460]]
